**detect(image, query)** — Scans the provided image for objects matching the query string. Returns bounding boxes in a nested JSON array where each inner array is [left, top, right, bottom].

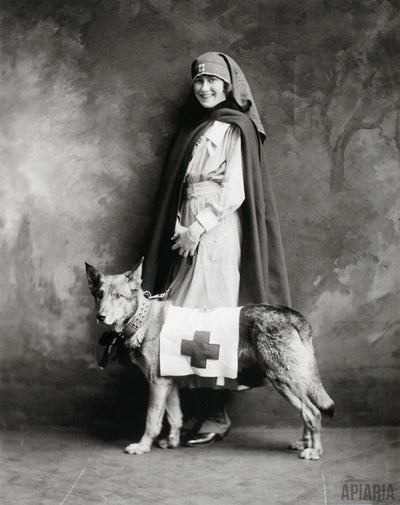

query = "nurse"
[[142, 52, 291, 445]]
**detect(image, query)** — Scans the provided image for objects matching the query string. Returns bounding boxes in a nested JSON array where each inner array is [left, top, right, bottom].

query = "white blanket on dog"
[[159, 305, 241, 386]]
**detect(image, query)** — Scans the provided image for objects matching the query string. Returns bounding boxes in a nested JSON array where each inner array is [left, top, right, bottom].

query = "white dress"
[[169, 120, 244, 309]]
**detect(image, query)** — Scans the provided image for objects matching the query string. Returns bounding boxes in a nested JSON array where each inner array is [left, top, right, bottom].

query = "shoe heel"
[[216, 426, 231, 441]]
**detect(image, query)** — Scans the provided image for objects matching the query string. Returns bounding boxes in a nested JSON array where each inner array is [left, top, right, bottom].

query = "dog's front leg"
[[125, 378, 172, 455], [157, 384, 182, 449], [165, 384, 182, 448]]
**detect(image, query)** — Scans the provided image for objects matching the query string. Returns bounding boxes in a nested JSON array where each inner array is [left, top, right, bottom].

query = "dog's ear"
[[85, 262, 102, 292], [125, 257, 144, 285]]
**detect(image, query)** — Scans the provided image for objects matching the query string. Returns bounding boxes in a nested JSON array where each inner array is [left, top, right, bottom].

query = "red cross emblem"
[[198, 63, 206, 73], [181, 331, 220, 369]]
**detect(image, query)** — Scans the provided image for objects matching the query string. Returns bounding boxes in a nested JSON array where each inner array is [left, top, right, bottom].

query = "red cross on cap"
[[198, 63, 206, 72]]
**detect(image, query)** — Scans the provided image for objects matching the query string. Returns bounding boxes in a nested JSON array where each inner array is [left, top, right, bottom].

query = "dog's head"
[[85, 259, 143, 332]]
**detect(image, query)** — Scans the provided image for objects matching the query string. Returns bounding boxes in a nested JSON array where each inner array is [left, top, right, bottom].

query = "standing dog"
[[86, 260, 334, 460]]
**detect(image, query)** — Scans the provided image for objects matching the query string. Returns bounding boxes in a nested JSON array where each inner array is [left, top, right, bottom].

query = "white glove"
[[171, 221, 205, 258]]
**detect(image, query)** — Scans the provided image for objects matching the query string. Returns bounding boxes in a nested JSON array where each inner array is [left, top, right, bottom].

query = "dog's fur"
[[86, 260, 334, 460]]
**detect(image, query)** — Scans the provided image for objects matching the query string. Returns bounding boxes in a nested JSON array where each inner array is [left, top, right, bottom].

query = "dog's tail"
[[308, 374, 335, 417]]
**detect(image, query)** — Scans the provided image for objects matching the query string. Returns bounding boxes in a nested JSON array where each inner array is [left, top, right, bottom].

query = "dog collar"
[[122, 290, 169, 347], [123, 298, 151, 348], [97, 298, 151, 368]]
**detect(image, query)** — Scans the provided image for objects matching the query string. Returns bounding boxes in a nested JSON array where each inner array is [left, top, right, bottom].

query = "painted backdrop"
[[1, 0, 399, 430]]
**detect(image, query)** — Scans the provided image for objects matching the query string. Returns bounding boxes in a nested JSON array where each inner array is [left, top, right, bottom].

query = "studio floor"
[[1, 426, 399, 505]]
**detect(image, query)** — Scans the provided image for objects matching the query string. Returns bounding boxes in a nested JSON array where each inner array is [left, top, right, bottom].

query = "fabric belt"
[[183, 181, 220, 199]]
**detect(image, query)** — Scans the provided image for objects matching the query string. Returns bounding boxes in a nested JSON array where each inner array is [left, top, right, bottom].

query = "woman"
[[142, 52, 291, 446]]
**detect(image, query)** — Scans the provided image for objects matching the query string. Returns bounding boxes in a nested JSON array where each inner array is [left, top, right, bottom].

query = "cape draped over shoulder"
[[142, 107, 291, 307]]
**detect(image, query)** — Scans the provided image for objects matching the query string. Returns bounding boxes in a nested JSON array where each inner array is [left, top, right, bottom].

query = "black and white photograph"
[[1, 1, 399, 504]]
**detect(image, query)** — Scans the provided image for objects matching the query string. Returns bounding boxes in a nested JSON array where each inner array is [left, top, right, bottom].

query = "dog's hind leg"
[[268, 381, 323, 460], [289, 422, 312, 451], [299, 398, 323, 460], [125, 378, 172, 455]]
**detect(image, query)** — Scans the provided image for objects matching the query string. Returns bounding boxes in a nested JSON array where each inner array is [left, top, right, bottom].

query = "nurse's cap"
[[191, 52, 232, 84]]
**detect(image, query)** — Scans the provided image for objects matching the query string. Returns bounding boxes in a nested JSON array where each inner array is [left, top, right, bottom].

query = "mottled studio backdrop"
[[1, 0, 399, 431]]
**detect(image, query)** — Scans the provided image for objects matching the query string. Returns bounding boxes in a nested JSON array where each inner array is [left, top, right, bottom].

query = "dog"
[[85, 259, 334, 460]]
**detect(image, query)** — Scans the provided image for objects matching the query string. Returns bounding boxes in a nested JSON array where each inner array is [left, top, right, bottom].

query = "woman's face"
[[193, 75, 226, 108]]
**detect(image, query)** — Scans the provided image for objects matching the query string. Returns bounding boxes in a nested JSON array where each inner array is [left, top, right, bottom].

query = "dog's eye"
[[97, 291, 104, 300], [114, 293, 123, 299]]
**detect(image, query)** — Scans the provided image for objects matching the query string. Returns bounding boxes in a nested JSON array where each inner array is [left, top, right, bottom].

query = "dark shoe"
[[185, 431, 228, 447], [236, 384, 251, 391], [180, 428, 196, 446]]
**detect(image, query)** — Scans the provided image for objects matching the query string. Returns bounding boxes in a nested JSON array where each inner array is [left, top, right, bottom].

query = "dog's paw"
[[156, 438, 169, 450], [155, 432, 180, 450], [167, 430, 180, 449], [299, 447, 321, 460], [124, 443, 151, 455], [289, 439, 309, 451]]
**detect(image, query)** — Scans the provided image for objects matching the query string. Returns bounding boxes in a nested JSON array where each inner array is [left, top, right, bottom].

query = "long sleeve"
[[187, 122, 244, 232]]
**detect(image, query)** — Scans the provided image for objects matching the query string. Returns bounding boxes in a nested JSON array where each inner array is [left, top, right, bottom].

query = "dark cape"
[[142, 106, 291, 307]]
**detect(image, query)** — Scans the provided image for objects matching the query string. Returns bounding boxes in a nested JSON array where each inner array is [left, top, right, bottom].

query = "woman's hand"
[[171, 221, 204, 257]]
